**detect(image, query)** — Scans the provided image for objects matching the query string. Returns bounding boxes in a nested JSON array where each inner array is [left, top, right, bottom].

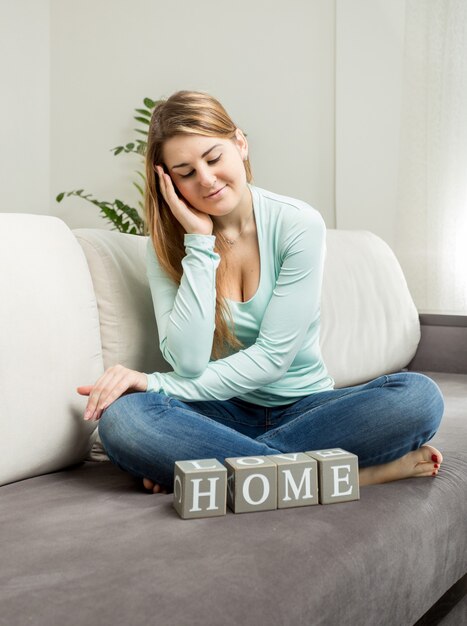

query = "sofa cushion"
[[73, 229, 170, 375], [321, 230, 420, 386], [0, 214, 103, 486]]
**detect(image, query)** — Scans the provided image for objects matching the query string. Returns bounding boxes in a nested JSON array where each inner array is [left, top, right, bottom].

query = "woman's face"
[[161, 130, 250, 216]]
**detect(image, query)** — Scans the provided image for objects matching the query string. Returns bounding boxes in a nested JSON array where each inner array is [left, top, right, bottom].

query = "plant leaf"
[[135, 108, 152, 117], [135, 141, 147, 155], [54, 95, 157, 235], [133, 181, 144, 196]]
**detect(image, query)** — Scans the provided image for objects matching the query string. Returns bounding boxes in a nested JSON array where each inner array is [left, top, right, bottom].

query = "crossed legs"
[[98, 372, 444, 493]]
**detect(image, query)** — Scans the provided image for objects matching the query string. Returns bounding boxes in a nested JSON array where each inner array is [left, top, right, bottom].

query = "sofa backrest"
[[74, 227, 420, 389]]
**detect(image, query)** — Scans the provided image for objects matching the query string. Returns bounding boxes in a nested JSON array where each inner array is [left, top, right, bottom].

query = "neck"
[[211, 186, 253, 232]]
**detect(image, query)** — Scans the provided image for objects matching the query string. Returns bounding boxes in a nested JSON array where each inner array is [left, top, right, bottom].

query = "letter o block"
[[305, 448, 360, 504], [266, 452, 319, 508], [224, 456, 277, 513], [173, 459, 227, 519]]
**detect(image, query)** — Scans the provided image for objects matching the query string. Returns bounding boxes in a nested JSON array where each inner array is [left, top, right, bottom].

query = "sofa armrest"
[[408, 314, 467, 374], [0, 214, 103, 486]]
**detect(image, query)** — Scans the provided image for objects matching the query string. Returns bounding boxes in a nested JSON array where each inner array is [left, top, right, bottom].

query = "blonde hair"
[[144, 90, 253, 360]]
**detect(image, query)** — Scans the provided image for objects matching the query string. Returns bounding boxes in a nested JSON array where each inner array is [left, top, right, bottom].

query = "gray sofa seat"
[[1, 375, 466, 626]]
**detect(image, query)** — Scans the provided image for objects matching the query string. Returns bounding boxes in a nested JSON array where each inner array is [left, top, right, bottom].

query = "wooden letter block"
[[224, 456, 277, 513], [305, 448, 360, 504], [173, 458, 227, 519], [266, 452, 319, 509]]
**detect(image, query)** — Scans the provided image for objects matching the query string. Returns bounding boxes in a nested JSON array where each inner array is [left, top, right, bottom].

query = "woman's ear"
[[234, 128, 248, 161]]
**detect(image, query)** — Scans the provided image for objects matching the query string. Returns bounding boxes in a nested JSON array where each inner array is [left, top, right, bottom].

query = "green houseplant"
[[56, 97, 161, 235]]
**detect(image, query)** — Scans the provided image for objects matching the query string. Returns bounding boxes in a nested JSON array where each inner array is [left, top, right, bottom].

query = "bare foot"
[[143, 477, 168, 494], [359, 444, 443, 487]]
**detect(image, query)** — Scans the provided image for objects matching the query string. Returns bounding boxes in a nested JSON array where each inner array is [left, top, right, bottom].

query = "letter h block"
[[266, 452, 319, 508], [173, 459, 227, 519], [305, 448, 360, 504], [224, 456, 277, 513]]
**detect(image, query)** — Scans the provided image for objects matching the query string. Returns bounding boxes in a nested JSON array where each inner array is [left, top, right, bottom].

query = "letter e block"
[[305, 448, 360, 504], [266, 452, 319, 509], [224, 456, 277, 513], [173, 458, 227, 519]]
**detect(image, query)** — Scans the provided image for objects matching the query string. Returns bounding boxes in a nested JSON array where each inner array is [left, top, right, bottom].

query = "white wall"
[[47, 0, 335, 229], [0, 0, 50, 215], [335, 0, 406, 249], [0, 0, 408, 244]]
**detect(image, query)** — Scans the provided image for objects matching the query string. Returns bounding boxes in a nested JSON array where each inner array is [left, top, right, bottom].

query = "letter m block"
[[267, 453, 319, 509], [305, 448, 360, 504], [173, 459, 227, 519]]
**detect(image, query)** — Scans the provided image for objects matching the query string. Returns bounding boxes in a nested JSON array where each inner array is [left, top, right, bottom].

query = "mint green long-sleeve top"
[[145, 184, 334, 406]]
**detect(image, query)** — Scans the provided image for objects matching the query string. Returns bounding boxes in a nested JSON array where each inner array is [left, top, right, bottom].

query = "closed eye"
[[179, 154, 222, 178]]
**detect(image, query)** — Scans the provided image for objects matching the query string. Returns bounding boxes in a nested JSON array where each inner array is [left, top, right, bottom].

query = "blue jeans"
[[98, 372, 444, 490]]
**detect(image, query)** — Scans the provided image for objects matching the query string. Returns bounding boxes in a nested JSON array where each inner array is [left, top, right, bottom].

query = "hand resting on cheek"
[[156, 165, 214, 236]]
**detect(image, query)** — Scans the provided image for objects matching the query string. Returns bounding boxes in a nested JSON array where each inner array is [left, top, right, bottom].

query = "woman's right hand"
[[156, 165, 213, 236]]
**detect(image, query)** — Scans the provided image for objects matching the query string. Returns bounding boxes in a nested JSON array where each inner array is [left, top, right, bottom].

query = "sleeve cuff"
[[145, 372, 161, 393], [184, 233, 217, 248]]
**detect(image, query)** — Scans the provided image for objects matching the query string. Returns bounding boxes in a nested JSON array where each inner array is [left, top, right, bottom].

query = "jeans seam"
[[183, 412, 256, 427], [180, 399, 264, 427]]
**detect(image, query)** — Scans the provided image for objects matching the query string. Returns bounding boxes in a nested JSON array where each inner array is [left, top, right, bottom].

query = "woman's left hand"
[[77, 364, 148, 422]]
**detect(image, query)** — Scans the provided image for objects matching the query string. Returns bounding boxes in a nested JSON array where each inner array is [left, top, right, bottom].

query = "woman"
[[78, 90, 444, 494]]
